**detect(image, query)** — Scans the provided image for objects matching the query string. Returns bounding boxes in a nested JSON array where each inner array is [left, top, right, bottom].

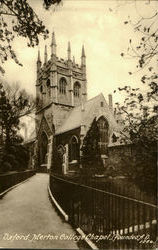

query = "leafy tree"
[[121, 3, 158, 71], [0, 0, 61, 74], [0, 82, 35, 146], [115, 86, 157, 145], [0, 81, 33, 172], [114, 84, 157, 194], [115, 2, 158, 147], [81, 118, 104, 176], [113, 2, 158, 193], [119, 2, 158, 106], [0, 144, 29, 172], [43, 0, 62, 10]]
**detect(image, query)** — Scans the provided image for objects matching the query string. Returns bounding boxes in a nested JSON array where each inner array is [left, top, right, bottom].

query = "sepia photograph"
[[0, 0, 157, 249]]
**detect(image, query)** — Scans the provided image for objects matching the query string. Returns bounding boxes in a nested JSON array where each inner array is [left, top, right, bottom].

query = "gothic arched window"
[[74, 81, 80, 97], [46, 79, 51, 97], [97, 116, 109, 154], [69, 136, 79, 162], [59, 77, 67, 94]]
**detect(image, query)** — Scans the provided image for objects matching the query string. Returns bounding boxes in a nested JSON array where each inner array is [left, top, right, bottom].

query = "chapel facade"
[[35, 32, 119, 174]]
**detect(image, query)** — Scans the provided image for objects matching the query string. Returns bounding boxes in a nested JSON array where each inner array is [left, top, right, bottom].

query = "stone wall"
[[103, 143, 157, 176], [103, 144, 132, 174]]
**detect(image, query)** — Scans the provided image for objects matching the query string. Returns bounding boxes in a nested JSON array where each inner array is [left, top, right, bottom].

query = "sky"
[[1, 0, 157, 104]]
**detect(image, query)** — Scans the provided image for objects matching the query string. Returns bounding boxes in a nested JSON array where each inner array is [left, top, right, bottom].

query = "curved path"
[[0, 173, 79, 249]]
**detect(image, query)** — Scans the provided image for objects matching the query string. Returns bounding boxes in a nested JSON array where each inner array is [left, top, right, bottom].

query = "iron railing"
[[50, 174, 157, 249]]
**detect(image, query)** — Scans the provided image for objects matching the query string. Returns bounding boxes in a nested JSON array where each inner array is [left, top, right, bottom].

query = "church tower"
[[36, 32, 87, 111], [35, 33, 87, 168]]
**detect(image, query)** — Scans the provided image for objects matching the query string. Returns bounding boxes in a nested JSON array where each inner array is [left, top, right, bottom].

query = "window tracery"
[[69, 136, 79, 162], [46, 79, 51, 97], [74, 81, 80, 97], [59, 77, 67, 94], [97, 116, 109, 154]]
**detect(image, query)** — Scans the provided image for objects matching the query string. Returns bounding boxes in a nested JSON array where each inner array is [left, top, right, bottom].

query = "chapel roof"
[[55, 93, 120, 135]]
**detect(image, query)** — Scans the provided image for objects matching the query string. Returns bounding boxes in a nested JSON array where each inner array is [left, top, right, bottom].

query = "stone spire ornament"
[[50, 31, 56, 56], [44, 45, 48, 64], [67, 41, 71, 60]]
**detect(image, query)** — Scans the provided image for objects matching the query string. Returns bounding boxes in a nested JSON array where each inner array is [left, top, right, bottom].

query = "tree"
[[0, 81, 34, 172], [116, 1, 158, 145], [115, 86, 157, 144], [0, 0, 61, 74], [81, 118, 104, 176], [121, 2, 158, 69], [43, 0, 62, 10], [113, 2, 158, 193], [120, 1, 158, 105], [0, 81, 35, 146], [114, 86, 157, 193]]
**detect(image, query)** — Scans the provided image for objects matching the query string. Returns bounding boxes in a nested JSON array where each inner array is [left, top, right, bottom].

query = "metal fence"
[[50, 174, 157, 249], [0, 170, 36, 194]]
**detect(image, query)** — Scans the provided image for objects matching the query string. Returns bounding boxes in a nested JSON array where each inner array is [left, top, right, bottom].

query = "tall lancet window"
[[97, 116, 109, 154], [59, 77, 67, 94], [69, 136, 79, 162], [74, 81, 80, 97], [46, 79, 51, 97]]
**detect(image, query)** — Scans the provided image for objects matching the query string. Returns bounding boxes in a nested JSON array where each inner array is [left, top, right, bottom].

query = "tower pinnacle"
[[37, 49, 41, 62], [44, 45, 48, 64], [82, 45, 85, 57], [81, 45, 86, 67], [67, 41, 71, 60], [51, 32, 56, 56], [37, 49, 41, 71], [73, 56, 75, 66]]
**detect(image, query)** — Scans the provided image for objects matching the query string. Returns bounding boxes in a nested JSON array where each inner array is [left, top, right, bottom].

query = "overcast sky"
[[1, 0, 157, 103]]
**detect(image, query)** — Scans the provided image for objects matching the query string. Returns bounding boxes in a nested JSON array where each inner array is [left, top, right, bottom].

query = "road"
[[0, 173, 79, 249]]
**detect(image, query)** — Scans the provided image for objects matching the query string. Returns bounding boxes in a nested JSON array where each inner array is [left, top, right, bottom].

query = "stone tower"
[[35, 32, 87, 168]]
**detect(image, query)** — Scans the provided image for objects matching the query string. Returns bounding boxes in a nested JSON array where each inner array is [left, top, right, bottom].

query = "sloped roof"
[[55, 93, 120, 135]]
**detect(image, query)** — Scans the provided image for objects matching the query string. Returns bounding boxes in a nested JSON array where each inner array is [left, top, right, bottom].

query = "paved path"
[[0, 173, 79, 249]]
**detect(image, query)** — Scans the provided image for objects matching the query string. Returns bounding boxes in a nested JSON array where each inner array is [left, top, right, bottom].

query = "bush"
[[2, 162, 12, 172], [0, 144, 29, 173], [81, 118, 104, 177], [7, 154, 16, 163]]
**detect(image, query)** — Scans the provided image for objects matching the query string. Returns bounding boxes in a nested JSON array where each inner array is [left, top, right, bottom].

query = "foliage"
[[121, 4, 158, 71], [0, 144, 29, 172], [114, 91, 157, 195], [43, 0, 62, 10], [133, 144, 157, 193], [0, 0, 61, 74], [81, 118, 104, 176], [0, 82, 35, 146], [114, 3, 158, 194], [0, 81, 33, 172], [119, 2, 158, 119], [115, 86, 157, 145], [115, 2, 158, 145], [120, 143, 157, 194]]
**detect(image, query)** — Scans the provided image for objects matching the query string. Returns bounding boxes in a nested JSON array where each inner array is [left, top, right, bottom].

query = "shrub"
[[2, 162, 12, 172]]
